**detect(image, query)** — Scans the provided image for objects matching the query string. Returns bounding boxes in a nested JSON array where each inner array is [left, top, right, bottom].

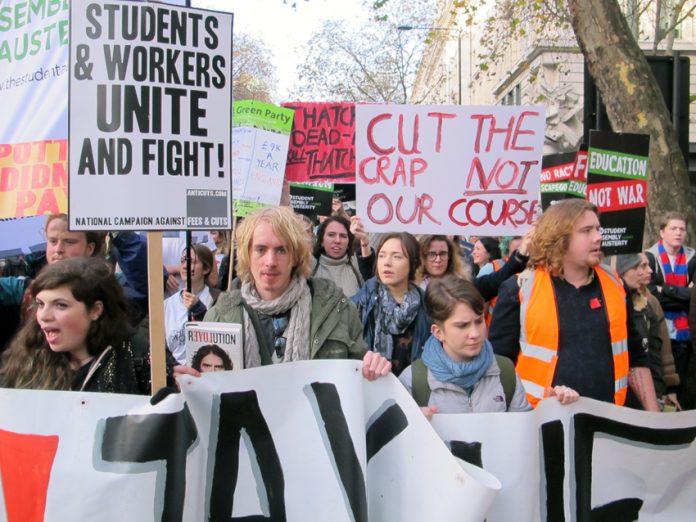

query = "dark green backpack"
[[411, 355, 516, 410]]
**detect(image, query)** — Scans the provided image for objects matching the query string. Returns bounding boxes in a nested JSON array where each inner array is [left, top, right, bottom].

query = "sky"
[[192, 0, 370, 102]]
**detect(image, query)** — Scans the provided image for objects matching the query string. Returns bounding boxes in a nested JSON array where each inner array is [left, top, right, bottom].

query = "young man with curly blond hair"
[[489, 199, 659, 410]]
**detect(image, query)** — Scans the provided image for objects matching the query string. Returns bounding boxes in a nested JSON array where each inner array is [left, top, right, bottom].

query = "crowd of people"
[[0, 199, 694, 416]]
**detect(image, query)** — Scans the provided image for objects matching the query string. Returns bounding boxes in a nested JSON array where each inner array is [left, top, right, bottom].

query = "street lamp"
[[398, 24, 462, 105]]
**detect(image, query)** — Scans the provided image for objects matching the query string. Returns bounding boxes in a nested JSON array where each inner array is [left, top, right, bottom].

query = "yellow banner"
[[0, 139, 68, 218]]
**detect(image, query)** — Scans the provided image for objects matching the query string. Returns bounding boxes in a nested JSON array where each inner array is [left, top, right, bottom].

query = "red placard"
[[283, 102, 355, 182]]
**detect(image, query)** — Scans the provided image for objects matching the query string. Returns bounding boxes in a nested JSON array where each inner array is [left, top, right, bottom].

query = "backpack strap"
[[411, 359, 431, 407], [495, 354, 516, 410]]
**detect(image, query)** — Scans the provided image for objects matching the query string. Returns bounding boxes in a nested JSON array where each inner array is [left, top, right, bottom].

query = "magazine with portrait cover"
[[184, 322, 243, 372]]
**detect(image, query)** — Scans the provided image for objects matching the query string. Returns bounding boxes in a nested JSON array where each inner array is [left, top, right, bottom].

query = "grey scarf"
[[240, 276, 312, 367], [373, 283, 422, 358]]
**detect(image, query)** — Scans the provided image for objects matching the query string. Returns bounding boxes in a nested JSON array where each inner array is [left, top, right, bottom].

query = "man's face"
[[564, 211, 603, 271], [660, 219, 687, 251], [249, 221, 294, 300], [45, 218, 94, 264]]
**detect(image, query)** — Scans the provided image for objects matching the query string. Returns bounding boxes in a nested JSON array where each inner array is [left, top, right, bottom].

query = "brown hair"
[[529, 199, 598, 275], [659, 211, 687, 230], [191, 344, 233, 371], [182, 243, 214, 286], [45, 213, 106, 257], [416, 235, 471, 282], [375, 232, 421, 282], [425, 275, 485, 323], [234, 206, 312, 283], [1, 257, 131, 390]]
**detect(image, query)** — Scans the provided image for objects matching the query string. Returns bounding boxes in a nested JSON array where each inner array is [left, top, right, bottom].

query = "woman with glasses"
[[417, 232, 535, 305], [416, 235, 471, 289], [164, 244, 219, 364]]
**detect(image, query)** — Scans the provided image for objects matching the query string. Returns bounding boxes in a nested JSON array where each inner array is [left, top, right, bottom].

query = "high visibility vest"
[[484, 259, 503, 328], [516, 266, 629, 408]]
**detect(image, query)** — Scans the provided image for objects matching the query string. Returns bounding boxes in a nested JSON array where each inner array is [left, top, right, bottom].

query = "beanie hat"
[[613, 254, 642, 276]]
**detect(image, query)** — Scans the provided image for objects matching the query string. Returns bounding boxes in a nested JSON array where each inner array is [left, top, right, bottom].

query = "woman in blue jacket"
[[352, 232, 430, 375]]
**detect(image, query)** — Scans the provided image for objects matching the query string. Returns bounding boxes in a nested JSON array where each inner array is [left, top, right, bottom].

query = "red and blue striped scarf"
[[658, 241, 691, 341]]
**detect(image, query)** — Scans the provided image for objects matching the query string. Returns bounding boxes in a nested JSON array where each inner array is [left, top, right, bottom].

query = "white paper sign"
[[355, 104, 545, 235], [68, 1, 233, 231]]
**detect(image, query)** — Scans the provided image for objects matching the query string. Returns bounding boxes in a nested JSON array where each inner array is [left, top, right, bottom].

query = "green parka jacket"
[[204, 277, 366, 366]]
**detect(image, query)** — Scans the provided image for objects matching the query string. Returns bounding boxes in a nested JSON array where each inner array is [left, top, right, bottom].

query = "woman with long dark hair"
[[352, 232, 431, 375], [1, 257, 173, 394], [311, 215, 370, 297]]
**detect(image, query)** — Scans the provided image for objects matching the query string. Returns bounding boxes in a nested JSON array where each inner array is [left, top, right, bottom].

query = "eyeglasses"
[[426, 251, 449, 260]]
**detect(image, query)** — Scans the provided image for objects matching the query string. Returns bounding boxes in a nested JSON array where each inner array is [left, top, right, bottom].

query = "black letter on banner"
[[541, 420, 565, 522], [448, 441, 483, 468], [305, 382, 368, 522], [574, 413, 696, 521], [366, 401, 408, 462], [101, 405, 198, 522], [209, 391, 286, 521]]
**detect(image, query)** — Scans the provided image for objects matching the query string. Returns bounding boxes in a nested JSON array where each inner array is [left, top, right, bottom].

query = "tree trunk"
[[566, 0, 695, 247]]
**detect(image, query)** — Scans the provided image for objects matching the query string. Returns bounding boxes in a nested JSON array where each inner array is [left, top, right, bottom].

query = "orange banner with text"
[[0, 140, 68, 219]]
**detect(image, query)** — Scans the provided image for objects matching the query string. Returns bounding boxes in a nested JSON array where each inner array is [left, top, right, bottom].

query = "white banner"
[[0, 361, 498, 522], [68, 1, 233, 231], [2, 362, 694, 521], [355, 104, 545, 235]]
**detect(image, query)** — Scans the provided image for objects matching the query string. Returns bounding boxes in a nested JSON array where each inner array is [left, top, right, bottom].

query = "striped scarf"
[[658, 241, 691, 342]]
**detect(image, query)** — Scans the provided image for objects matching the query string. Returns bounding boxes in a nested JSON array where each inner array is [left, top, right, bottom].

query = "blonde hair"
[[234, 207, 312, 283], [530, 199, 598, 275]]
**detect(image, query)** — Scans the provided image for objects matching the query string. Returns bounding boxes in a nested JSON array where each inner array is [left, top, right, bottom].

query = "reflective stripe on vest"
[[516, 266, 628, 408]]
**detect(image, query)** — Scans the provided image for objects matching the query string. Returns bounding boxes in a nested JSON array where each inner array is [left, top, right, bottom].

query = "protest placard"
[[232, 100, 294, 216], [284, 102, 356, 183], [540, 151, 576, 210], [289, 181, 334, 216], [334, 182, 356, 203], [587, 131, 650, 255], [355, 104, 545, 235], [0, 1, 69, 219], [0, 140, 67, 218], [567, 146, 588, 198], [68, 1, 233, 231]]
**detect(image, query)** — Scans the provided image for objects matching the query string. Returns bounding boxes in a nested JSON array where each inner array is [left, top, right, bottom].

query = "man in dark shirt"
[[489, 199, 659, 410]]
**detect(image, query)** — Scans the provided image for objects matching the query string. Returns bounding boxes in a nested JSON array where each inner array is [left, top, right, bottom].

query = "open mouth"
[[43, 328, 60, 344]]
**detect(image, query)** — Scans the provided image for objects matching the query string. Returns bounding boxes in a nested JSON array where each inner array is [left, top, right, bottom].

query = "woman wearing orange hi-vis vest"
[[488, 199, 660, 411]]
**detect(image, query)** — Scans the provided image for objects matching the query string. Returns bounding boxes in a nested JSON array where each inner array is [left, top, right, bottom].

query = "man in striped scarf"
[[646, 212, 695, 409]]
